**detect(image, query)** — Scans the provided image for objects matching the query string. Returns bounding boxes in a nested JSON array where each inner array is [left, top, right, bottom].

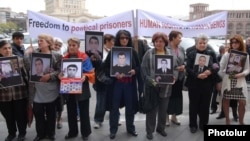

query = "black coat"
[[185, 48, 218, 88], [104, 47, 141, 113]]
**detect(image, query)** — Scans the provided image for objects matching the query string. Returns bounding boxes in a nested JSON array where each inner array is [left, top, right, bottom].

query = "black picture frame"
[[111, 47, 132, 77], [226, 49, 247, 74], [60, 58, 83, 94], [154, 55, 174, 84], [0, 56, 22, 88], [30, 53, 52, 82], [85, 31, 104, 59]]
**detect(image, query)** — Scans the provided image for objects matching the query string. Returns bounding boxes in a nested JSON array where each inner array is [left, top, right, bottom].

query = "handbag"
[[96, 69, 113, 84], [139, 86, 159, 114]]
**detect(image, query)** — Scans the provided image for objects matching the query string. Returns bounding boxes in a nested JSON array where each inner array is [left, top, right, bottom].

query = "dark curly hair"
[[114, 30, 132, 47]]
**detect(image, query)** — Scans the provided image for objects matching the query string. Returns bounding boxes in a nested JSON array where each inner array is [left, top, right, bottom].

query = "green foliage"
[[229, 71, 236, 79], [0, 22, 18, 33]]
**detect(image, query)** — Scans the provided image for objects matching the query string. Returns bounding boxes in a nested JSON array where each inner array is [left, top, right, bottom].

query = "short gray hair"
[[195, 33, 209, 44]]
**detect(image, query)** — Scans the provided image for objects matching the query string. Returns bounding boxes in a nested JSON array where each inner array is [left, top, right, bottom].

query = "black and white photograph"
[[0, 56, 22, 87], [61, 58, 82, 78], [226, 49, 247, 74], [60, 58, 83, 94], [30, 53, 52, 82], [111, 47, 132, 77], [154, 55, 174, 84], [85, 31, 104, 59]]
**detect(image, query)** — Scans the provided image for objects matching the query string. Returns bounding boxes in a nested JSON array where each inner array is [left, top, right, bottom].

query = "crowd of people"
[[0, 30, 249, 141]]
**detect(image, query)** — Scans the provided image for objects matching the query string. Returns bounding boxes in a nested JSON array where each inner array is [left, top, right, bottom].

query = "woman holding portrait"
[[0, 40, 29, 141], [185, 33, 218, 133], [141, 32, 177, 140], [58, 37, 95, 141], [218, 34, 249, 125], [103, 30, 141, 139], [28, 34, 62, 141]]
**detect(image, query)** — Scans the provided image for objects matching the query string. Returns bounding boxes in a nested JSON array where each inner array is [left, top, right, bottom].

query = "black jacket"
[[185, 47, 218, 88]]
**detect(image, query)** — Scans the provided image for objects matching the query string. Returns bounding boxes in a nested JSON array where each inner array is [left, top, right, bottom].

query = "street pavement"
[[0, 85, 250, 141]]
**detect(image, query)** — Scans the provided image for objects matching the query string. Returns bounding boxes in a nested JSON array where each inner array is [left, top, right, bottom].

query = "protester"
[[53, 37, 66, 129], [93, 34, 115, 129], [28, 34, 62, 141], [103, 30, 140, 139], [218, 34, 249, 125], [166, 30, 185, 126], [185, 33, 218, 133], [53, 37, 66, 55], [11, 32, 25, 57], [141, 32, 176, 140], [59, 37, 95, 141], [0, 40, 29, 141]]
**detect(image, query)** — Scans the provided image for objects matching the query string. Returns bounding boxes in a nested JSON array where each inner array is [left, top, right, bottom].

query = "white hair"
[[54, 37, 63, 44], [195, 33, 209, 44]]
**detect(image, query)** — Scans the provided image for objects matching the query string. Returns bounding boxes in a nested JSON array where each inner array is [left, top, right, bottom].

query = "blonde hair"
[[38, 34, 54, 50], [67, 37, 80, 46]]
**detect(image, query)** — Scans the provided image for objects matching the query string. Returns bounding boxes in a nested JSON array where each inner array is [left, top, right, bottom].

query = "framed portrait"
[[154, 55, 174, 84], [193, 53, 210, 73], [30, 53, 52, 82], [226, 49, 247, 74], [111, 47, 132, 77], [0, 56, 22, 88], [60, 58, 83, 94], [85, 31, 104, 59]]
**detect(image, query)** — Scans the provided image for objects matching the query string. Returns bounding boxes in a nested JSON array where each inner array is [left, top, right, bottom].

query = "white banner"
[[27, 10, 135, 41], [137, 9, 228, 37]]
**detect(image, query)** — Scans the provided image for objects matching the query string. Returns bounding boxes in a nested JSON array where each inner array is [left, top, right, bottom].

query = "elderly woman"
[[59, 37, 95, 141], [0, 40, 29, 141], [103, 30, 141, 139], [141, 32, 177, 140], [52, 37, 65, 129], [28, 34, 62, 141], [218, 35, 249, 125], [185, 33, 218, 133]]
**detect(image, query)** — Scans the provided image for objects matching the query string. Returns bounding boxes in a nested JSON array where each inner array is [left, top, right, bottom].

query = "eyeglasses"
[[231, 41, 239, 44], [120, 37, 129, 40]]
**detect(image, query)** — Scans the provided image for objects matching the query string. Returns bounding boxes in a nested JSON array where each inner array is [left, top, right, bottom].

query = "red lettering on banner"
[[71, 23, 98, 33], [99, 21, 132, 31], [210, 20, 225, 29], [140, 19, 161, 28]]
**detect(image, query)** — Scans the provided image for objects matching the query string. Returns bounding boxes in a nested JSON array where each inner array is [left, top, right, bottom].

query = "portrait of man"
[[66, 64, 78, 78], [111, 51, 131, 76], [31, 57, 44, 81], [30, 53, 52, 82], [0, 56, 22, 87], [194, 55, 209, 73], [85, 31, 104, 60], [155, 58, 172, 74], [61, 59, 82, 79], [226, 50, 247, 73], [1, 62, 12, 77]]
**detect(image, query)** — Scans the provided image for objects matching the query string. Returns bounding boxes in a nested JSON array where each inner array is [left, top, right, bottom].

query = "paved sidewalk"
[[0, 90, 249, 141]]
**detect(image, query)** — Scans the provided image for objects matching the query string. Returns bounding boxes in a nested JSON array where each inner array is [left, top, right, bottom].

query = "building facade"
[[189, 3, 250, 38], [42, 0, 103, 22]]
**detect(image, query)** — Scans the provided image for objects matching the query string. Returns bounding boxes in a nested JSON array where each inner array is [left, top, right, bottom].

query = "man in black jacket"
[[11, 32, 25, 57]]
